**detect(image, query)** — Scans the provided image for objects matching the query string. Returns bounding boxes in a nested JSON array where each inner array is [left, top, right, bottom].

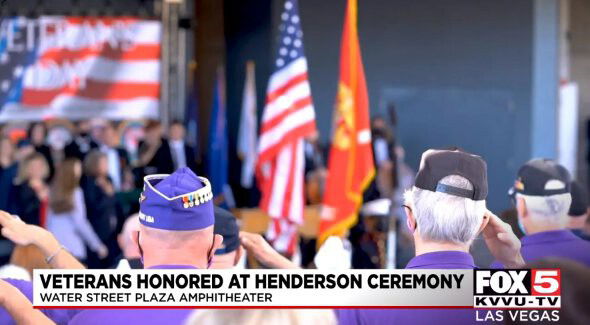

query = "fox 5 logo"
[[475, 269, 560, 296]]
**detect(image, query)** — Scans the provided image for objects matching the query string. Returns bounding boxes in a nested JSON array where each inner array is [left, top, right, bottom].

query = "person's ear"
[[516, 197, 528, 220], [130, 230, 141, 252], [404, 205, 417, 232], [208, 234, 224, 261], [233, 245, 244, 267], [477, 212, 491, 235]]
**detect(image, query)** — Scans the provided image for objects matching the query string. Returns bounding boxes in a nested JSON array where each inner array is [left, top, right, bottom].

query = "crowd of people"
[[0, 119, 200, 270], [0, 116, 589, 324]]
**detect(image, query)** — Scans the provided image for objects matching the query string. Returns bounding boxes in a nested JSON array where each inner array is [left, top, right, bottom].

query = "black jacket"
[[8, 183, 42, 226], [64, 136, 99, 161], [80, 175, 117, 243], [138, 138, 175, 175], [35, 144, 54, 181]]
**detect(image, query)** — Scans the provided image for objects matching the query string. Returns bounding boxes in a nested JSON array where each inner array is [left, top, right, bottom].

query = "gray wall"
[[297, 0, 547, 212], [224, 0, 560, 212]]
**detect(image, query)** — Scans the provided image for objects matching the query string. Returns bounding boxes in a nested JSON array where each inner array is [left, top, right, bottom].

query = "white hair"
[[517, 193, 571, 223], [404, 175, 486, 245]]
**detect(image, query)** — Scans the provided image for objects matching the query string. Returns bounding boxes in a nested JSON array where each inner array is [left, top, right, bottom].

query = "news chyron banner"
[[0, 16, 161, 121], [33, 269, 561, 317]]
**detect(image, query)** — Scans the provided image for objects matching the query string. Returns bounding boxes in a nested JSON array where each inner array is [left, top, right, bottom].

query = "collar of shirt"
[[406, 250, 476, 269], [146, 264, 198, 269], [169, 140, 184, 149], [521, 229, 580, 246]]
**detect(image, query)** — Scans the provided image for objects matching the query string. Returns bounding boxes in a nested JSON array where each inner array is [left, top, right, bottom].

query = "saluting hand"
[[239, 231, 298, 269], [0, 210, 38, 246], [482, 210, 525, 268]]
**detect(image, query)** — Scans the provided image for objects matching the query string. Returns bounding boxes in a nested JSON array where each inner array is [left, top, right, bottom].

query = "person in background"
[[115, 214, 142, 269], [0, 137, 17, 213], [339, 149, 525, 325], [494, 159, 590, 267], [81, 150, 118, 268], [168, 120, 199, 172], [98, 122, 130, 192], [9, 153, 50, 227], [47, 158, 108, 262], [68, 167, 223, 324], [211, 207, 243, 269], [567, 180, 590, 241], [137, 120, 174, 175], [369, 116, 395, 199], [0, 137, 18, 265], [27, 122, 54, 180], [64, 120, 99, 161]]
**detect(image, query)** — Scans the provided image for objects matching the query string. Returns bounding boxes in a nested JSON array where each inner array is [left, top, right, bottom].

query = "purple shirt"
[[338, 251, 481, 325], [491, 230, 590, 268], [68, 265, 198, 325], [1, 278, 76, 325]]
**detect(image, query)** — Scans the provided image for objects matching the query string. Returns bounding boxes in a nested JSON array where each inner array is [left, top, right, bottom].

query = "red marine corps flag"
[[256, 0, 316, 255], [318, 0, 374, 245]]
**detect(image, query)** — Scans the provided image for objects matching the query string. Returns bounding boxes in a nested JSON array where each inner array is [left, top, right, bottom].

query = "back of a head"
[[138, 168, 216, 267], [407, 175, 485, 245], [185, 309, 336, 325], [407, 149, 488, 245], [512, 158, 572, 224]]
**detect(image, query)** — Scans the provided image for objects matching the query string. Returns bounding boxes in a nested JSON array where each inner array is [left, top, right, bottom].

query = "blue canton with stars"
[[0, 17, 38, 108], [274, 0, 306, 69]]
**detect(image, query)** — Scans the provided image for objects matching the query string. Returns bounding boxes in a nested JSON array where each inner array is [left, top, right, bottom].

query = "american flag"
[[0, 16, 161, 121], [256, 0, 316, 254]]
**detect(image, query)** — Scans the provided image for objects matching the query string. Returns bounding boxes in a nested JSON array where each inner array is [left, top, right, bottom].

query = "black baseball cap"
[[213, 207, 240, 255], [414, 149, 488, 200], [569, 181, 588, 217], [511, 159, 571, 197]]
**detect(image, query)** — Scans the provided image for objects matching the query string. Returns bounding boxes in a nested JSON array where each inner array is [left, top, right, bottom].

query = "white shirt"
[[47, 188, 105, 259], [170, 140, 187, 170], [101, 145, 122, 191]]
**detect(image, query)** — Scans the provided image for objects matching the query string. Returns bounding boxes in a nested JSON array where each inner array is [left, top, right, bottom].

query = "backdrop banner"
[[0, 16, 161, 121]]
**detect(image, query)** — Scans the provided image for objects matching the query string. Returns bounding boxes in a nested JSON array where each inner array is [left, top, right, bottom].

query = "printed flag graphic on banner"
[[318, 0, 375, 246], [0, 16, 161, 121], [256, 0, 316, 255]]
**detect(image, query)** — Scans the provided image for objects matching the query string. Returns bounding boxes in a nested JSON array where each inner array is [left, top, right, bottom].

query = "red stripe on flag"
[[40, 44, 161, 63], [257, 121, 316, 165], [266, 73, 308, 104], [260, 96, 312, 133], [21, 80, 159, 106]]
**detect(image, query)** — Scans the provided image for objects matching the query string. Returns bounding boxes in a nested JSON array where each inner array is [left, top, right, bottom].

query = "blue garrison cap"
[[139, 167, 214, 230]]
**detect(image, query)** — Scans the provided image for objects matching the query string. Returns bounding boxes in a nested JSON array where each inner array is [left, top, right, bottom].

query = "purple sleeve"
[[2, 278, 81, 325]]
